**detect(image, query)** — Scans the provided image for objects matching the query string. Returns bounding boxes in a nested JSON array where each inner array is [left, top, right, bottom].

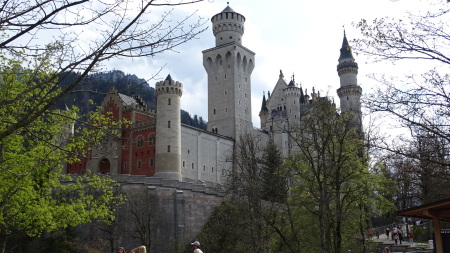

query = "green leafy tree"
[[0, 0, 208, 251], [0, 54, 124, 253], [285, 99, 375, 253]]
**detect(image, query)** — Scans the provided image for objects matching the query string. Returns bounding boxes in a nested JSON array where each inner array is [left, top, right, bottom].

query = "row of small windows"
[[205, 52, 253, 73], [213, 76, 248, 84], [123, 158, 154, 170], [182, 161, 215, 173], [213, 107, 248, 115], [132, 136, 156, 148]]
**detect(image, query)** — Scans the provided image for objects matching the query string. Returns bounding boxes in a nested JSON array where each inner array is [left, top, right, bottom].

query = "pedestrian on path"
[[385, 228, 390, 240], [376, 229, 380, 239], [191, 241, 203, 253]]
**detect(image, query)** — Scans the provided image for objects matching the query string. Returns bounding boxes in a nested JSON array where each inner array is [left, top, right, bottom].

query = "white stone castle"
[[67, 4, 362, 186]]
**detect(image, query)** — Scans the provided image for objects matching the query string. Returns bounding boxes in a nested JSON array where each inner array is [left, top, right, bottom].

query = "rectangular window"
[[149, 159, 154, 167], [124, 162, 127, 170], [168, 121, 171, 128], [183, 161, 185, 167], [168, 98, 171, 105], [167, 145, 171, 152]]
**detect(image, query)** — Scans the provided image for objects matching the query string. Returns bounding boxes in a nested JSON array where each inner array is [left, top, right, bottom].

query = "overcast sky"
[[103, 0, 435, 127]]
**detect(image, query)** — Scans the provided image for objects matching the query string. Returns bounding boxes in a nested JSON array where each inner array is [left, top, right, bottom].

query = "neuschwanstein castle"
[[66, 4, 362, 185]]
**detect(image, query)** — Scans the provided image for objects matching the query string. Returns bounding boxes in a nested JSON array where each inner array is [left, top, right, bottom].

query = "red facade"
[[67, 90, 157, 176]]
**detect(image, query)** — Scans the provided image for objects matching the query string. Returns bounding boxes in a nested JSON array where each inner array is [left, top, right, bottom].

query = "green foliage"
[[282, 99, 390, 253], [261, 138, 286, 203], [0, 52, 124, 249], [189, 201, 264, 253]]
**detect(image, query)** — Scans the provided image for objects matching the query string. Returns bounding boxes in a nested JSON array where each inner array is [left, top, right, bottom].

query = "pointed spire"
[[260, 92, 268, 112], [300, 86, 306, 104], [288, 73, 296, 87], [165, 74, 173, 83], [339, 30, 355, 61], [221, 2, 235, 13]]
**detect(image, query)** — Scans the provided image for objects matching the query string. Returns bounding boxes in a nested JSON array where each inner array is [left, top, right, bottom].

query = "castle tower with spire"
[[155, 74, 183, 180], [336, 32, 362, 131], [203, 3, 255, 140], [283, 74, 301, 130]]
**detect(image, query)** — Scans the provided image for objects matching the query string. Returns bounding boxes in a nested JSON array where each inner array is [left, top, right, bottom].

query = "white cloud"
[[101, 0, 435, 128]]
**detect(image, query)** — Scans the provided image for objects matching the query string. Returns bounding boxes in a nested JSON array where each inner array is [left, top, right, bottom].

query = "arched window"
[[137, 138, 143, 148], [148, 135, 156, 146]]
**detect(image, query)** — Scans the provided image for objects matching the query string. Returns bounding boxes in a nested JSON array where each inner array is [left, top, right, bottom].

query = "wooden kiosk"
[[398, 198, 450, 253]]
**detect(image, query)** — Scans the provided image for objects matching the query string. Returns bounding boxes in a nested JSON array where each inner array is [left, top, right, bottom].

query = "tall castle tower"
[[336, 32, 362, 130], [203, 4, 255, 140], [155, 74, 183, 181], [284, 76, 301, 130]]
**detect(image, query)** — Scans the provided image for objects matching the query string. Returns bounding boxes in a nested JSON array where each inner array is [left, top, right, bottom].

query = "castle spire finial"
[[343, 25, 346, 36]]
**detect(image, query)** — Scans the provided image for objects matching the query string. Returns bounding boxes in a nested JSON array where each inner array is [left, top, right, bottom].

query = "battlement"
[[155, 79, 183, 97], [337, 60, 359, 76], [283, 86, 301, 96], [212, 11, 245, 46]]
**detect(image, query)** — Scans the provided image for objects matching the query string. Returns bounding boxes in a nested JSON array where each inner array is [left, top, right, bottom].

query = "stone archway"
[[99, 158, 110, 174]]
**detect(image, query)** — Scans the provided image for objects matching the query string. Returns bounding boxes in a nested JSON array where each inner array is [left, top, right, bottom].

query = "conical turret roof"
[[338, 32, 355, 61], [221, 4, 235, 13], [260, 93, 268, 112]]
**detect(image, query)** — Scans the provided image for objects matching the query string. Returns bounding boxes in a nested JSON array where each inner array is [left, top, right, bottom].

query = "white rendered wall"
[[181, 125, 234, 184]]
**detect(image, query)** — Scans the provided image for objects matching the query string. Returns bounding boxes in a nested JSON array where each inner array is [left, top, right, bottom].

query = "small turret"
[[259, 92, 269, 130], [211, 3, 246, 46], [283, 74, 301, 128], [155, 74, 183, 181], [336, 32, 362, 131]]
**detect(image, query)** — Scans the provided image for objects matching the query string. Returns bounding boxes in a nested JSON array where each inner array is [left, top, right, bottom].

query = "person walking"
[[376, 229, 380, 239], [394, 232, 399, 245], [191, 241, 203, 253], [385, 227, 390, 240]]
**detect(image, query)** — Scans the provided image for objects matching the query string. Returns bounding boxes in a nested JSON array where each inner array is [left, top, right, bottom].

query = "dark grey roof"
[[118, 93, 138, 106], [288, 79, 296, 87], [300, 87, 306, 104], [270, 110, 288, 120], [260, 93, 268, 112], [221, 5, 235, 13], [165, 74, 173, 82], [338, 33, 355, 61]]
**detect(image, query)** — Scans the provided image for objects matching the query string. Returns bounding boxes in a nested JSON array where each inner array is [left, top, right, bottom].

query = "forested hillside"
[[55, 70, 207, 130]]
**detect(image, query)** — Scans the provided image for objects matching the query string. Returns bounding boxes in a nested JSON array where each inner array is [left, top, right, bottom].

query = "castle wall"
[[181, 125, 234, 184], [74, 175, 224, 253]]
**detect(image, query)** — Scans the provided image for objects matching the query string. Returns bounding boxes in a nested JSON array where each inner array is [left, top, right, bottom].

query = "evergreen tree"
[[261, 138, 286, 203]]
